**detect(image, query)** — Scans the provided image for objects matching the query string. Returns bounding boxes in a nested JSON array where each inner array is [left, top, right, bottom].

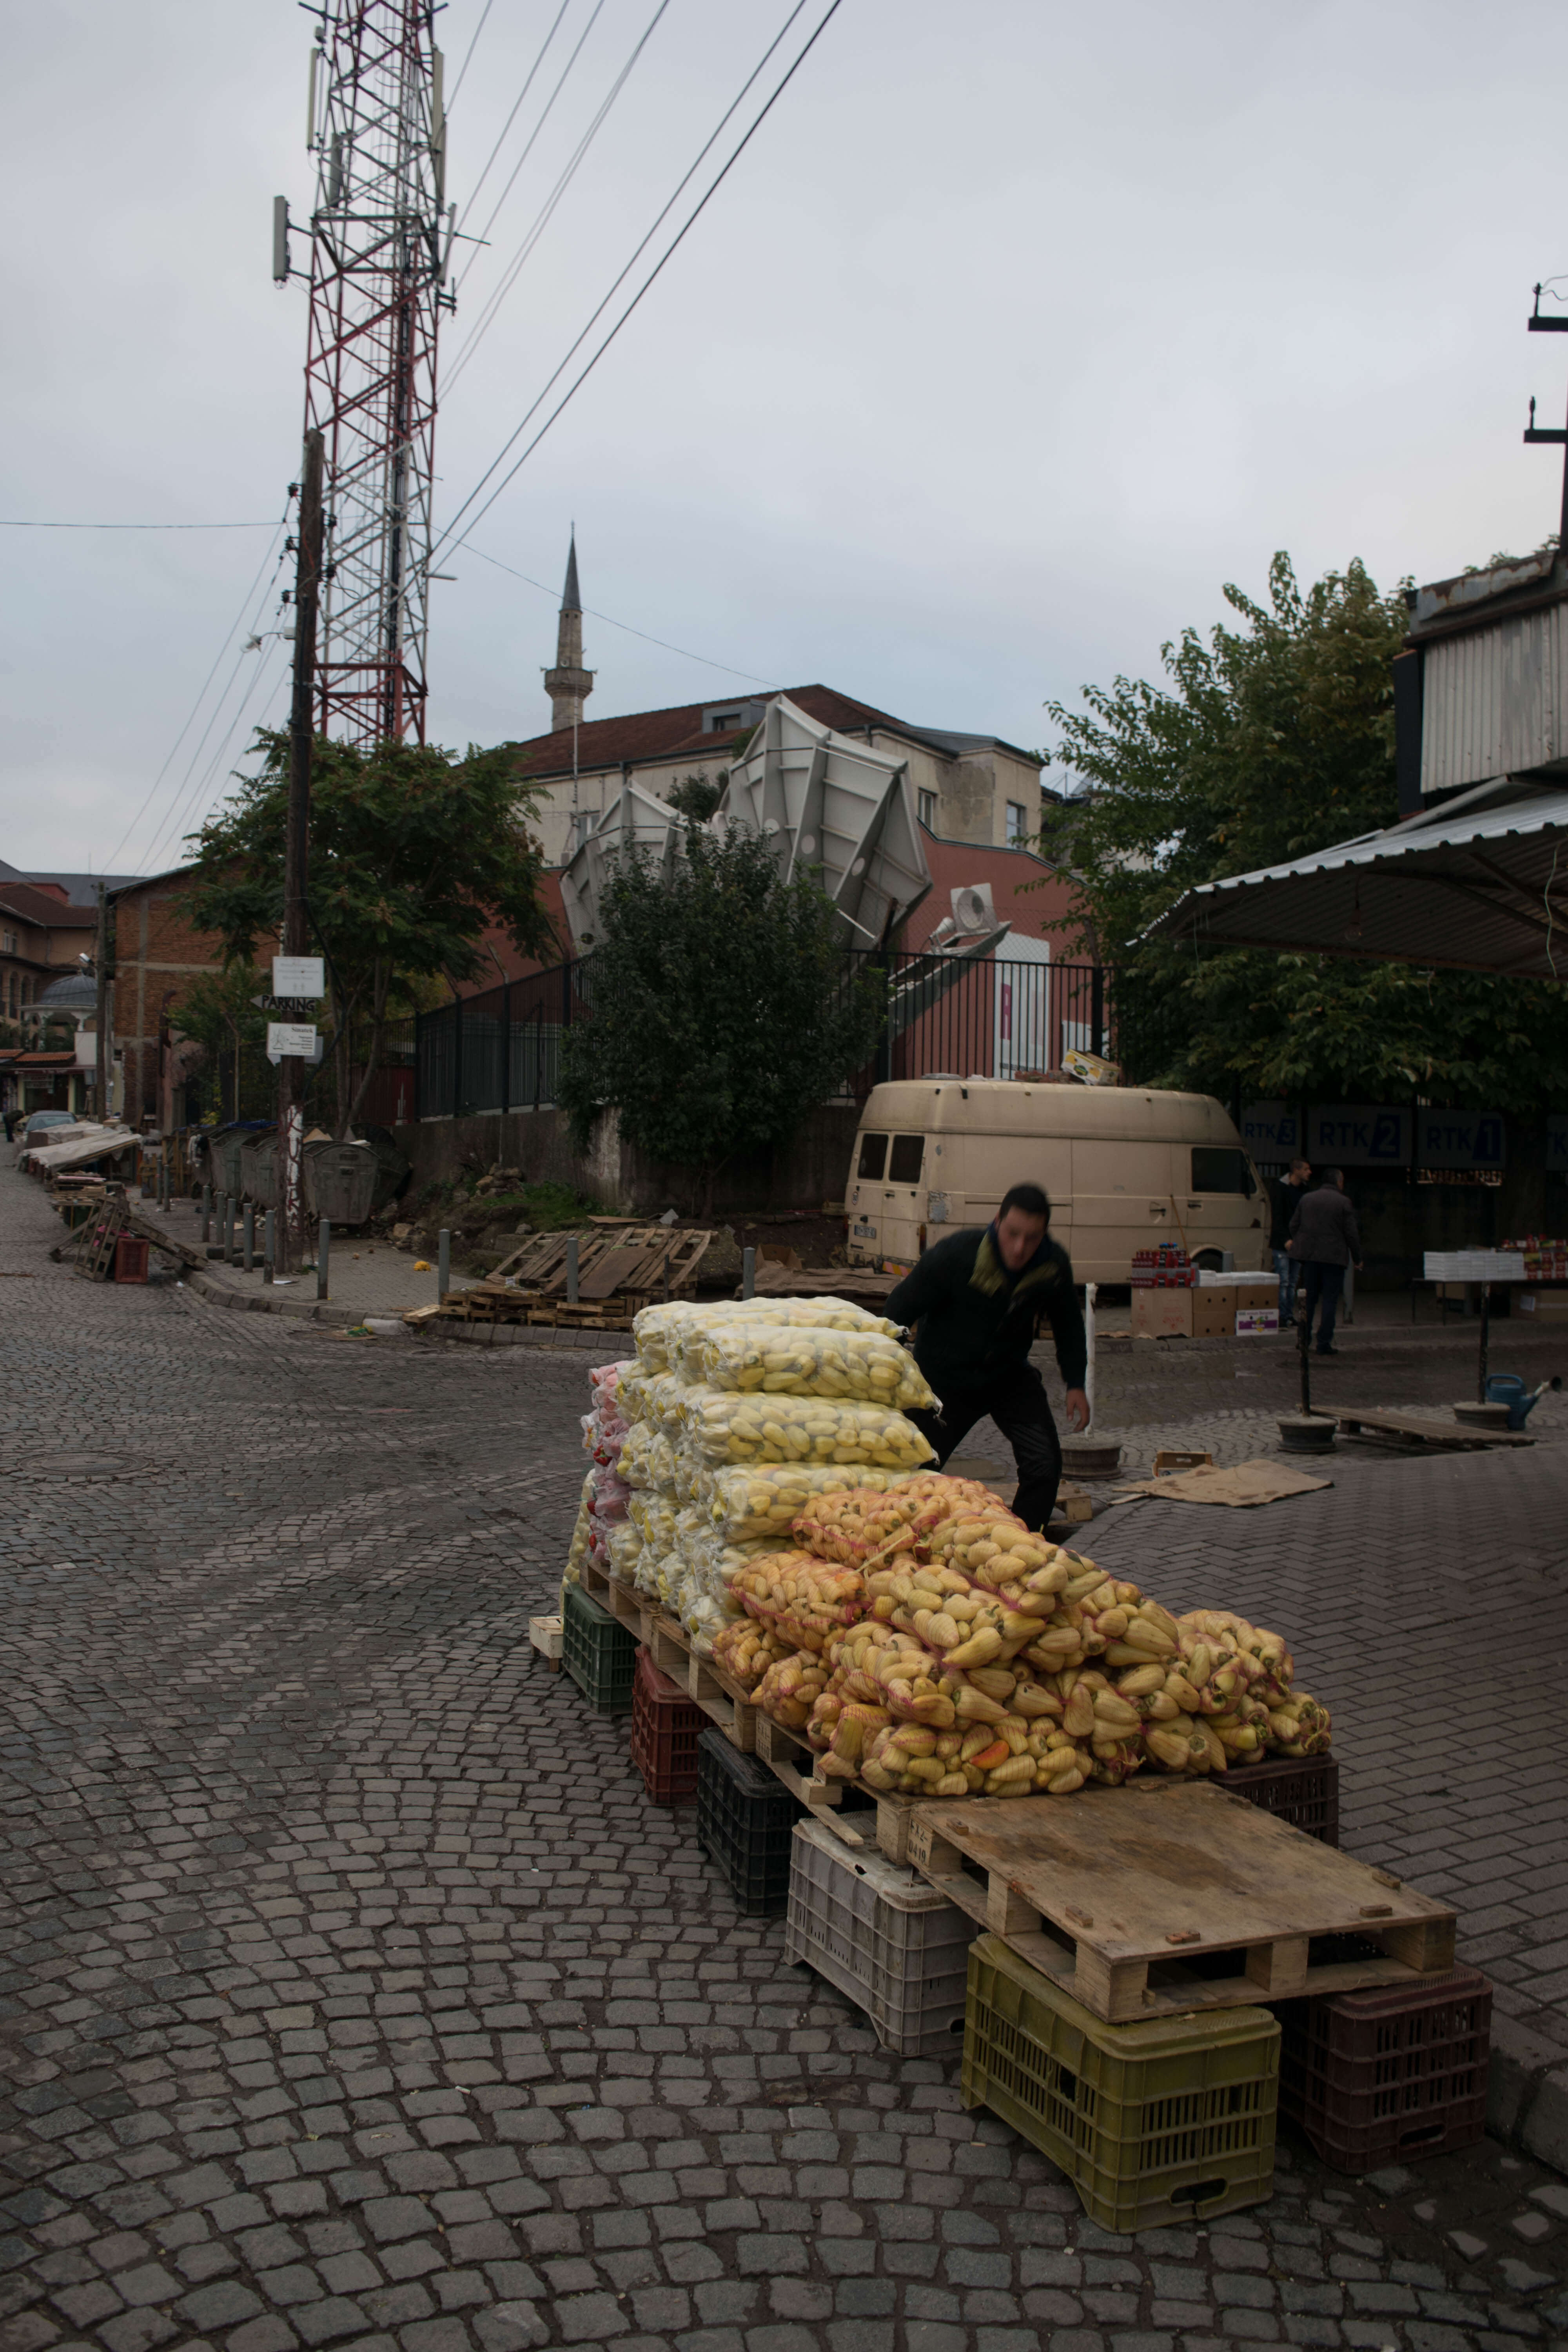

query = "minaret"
[[544, 532, 595, 731]]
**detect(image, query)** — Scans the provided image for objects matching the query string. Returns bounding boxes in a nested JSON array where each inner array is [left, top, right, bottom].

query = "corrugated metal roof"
[[1146, 777, 1568, 977], [1421, 604, 1568, 793]]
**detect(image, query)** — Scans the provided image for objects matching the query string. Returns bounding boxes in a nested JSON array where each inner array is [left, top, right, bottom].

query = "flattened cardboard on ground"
[[1114, 1457, 1332, 1507]]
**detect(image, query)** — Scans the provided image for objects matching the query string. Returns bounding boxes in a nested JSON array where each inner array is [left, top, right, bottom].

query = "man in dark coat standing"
[[886, 1182, 1089, 1532], [1288, 1168, 1363, 1356]]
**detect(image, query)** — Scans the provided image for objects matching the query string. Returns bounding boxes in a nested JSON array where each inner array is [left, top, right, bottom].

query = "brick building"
[[106, 868, 234, 1129]]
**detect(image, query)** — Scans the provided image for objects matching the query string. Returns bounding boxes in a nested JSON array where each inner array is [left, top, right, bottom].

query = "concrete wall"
[[393, 1099, 862, 1217]]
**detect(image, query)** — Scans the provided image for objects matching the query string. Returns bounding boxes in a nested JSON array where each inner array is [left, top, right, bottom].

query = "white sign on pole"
[[267, 1022, 318, 1059], [1414, 1110, 1505, 1172], [272, 956, 325, 998]]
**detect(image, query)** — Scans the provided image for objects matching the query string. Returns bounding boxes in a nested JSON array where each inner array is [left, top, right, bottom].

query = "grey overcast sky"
[[2, 0, 1563, 874]]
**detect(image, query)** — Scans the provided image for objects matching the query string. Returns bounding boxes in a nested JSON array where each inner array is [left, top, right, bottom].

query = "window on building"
[[1, 932, 15, 955], [888, 1134, 924, 1184], [1005, 801, 1028, 845], [856, 1132, 888, 1181], [571, 810, 594, 850], [710, 711, 741, 732], [917, 789, 937, 829]]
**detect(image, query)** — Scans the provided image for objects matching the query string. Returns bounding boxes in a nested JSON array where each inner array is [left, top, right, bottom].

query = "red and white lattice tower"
[[293, 5, 452, 745]]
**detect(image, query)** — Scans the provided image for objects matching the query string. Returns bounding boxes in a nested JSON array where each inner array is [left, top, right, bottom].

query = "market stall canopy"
[[25, 1126, 136, 1173], [1145, 775, 1568, 977]]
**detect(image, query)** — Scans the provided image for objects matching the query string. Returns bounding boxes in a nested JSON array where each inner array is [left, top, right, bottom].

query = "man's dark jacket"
[[1288, 1183, 1361, 1268], [886, 1226, 1087, 1402]]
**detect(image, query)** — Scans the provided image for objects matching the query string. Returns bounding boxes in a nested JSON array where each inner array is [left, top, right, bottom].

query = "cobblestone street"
[[3, 1167, 1568, 2352]]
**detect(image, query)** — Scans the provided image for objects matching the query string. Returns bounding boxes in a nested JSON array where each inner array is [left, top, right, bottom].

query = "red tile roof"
[[503, 684, 1025, 783]]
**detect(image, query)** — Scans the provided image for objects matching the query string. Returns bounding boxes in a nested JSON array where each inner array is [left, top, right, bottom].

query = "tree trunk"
[[342, 959, 392, 1138]]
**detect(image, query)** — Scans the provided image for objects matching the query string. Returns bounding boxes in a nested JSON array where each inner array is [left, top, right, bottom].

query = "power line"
[[456, 0, 585, 269], [102, 517, 290, 875], [445, 0, 673, 390], [433, 0, 844, 568], [0, 517, 277, 530], [446, 0, 494, 109], [140, 630, 289, 880], [468, 542, 779, 685]]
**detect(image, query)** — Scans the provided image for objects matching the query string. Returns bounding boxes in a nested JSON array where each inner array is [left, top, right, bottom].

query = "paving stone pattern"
[[2, 1167, 1566, 2352]]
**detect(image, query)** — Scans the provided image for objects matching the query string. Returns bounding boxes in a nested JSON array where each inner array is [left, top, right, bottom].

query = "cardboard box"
[[1236, 1308, 1279, 1335], [1131, 1287, 1194, 1338], [1518, 1289, 1568, 1315]]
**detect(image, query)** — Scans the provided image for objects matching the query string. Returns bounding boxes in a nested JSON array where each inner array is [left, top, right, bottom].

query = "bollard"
[[201, 1184, 211, 1242], [318, 1218, 331, 1302], [263, 1209, 275, 1286], [219, 1193, 231, 1261], [566, 1233, 579, 1304], [742, 1245, 756, 1301], [242, 1204, 255, 1272], [438, 1228, 450, 1302]]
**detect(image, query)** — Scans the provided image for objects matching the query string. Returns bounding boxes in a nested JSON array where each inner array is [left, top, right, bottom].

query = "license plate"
[[853, 1221, 877, 1238]]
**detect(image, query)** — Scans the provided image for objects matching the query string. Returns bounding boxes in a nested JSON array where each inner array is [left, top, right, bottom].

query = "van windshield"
[[1191, 1146, 1255, 1196], [857, 1133, 888, 1181]]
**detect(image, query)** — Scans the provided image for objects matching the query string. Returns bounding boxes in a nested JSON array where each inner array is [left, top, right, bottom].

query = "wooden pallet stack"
[[430, 1223, 713, 1332]]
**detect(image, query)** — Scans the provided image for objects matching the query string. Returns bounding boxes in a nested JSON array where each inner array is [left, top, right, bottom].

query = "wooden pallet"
[[1333, 1407, 1533, 1450], [575, 1554, 920, 1849], [73, 1192, 128, 1281], [902, 1778, 1457, 2022]]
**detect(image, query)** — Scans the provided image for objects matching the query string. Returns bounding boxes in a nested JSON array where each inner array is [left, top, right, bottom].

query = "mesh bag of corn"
[[712, 1617, 794, 1693], [804, 1687, 891, 1777], [561, 1468, 595, 1593], [690, 1324, 934, 1410], [731, 1553, 866, 1651], [606, 1519, 643, 1582], [700, 1463, 918, 1544], [864, 1557, 1037, 1667], [633, 1294, 899, 1375], [678, 1386, 935, 1471], [627, 1490, 679, 1554], [755, 1649, 831, 1731], [790, 1473, 996, 1566]]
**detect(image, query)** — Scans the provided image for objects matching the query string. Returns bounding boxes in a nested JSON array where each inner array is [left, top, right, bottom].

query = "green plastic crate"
[[561, 1580, 637, 1715], [962, 1934, 1279, 2232]]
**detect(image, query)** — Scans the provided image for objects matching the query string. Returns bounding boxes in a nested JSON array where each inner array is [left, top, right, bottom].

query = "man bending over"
[[886, 1182, 1090, 1533]]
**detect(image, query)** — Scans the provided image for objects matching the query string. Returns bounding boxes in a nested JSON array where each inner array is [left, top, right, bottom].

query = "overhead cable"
[[0, 517, 277, 530], [456, 0, 589, 267], [469, 543, 779, 685], [433, 0, 844, 567], [446, 0, 495, 109], [446, 0, 675, 388]]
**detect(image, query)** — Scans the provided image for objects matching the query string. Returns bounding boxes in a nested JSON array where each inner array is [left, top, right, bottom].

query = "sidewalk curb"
[[188, 1268, 359, 1328], [1489, 2015, 1568, 2174]]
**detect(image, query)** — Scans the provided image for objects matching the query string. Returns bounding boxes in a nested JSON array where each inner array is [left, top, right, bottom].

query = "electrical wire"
[[102, 515, 290, 875], [445, 0, 673, 390], [0, 517, 277, 530], [445, 0, 494, 109], [433, 0, 844, 568], [139, 628, 290, 880], [456, 0, 583, 263], [468, 542, 778, 685]]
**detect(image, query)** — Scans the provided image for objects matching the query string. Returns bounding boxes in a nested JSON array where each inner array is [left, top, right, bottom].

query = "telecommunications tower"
[[276, 2, 454, 744]]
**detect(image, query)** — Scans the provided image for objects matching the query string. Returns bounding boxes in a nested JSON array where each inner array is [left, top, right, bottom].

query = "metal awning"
[[1145, 775, 1568, 976]]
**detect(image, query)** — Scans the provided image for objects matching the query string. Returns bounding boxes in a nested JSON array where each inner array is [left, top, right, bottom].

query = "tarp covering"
[[1146, 775, 1568, 978]]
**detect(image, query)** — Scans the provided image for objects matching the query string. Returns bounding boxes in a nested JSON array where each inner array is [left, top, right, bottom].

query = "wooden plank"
[[900, 1778, 1458, 2022], [579, 1245, 650, 1300], [1334, 1407, 1532, 1450]]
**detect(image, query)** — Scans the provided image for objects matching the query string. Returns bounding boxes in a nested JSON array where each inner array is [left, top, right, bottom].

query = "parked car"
[[12, 1109, 79, 1161]]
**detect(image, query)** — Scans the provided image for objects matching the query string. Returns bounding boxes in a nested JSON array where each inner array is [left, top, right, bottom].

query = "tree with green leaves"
[[176, 962, 269, 1121], [183, 732, 554, 1136], [1042, 552, 1568, 1111], [665, 773, 725, 824], [559, 824, 886, 1214]]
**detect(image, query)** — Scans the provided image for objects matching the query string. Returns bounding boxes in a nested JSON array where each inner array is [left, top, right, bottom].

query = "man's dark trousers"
[[1302, 1261, 1345, 1354], [907, 1362, 1063, 1531]]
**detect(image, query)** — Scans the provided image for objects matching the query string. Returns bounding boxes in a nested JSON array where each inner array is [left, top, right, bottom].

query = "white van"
[[844, 1079, 1269, 1284]]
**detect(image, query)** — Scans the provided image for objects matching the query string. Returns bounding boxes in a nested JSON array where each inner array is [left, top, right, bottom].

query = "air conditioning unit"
[[951, 882, 996, 935]]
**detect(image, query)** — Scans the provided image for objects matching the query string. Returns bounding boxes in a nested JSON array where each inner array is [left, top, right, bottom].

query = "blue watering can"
[[1484, 1372, 1562, 1430]]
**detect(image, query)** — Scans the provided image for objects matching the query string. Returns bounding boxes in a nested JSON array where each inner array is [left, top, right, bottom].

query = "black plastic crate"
[[695, 1726, 802, 1913], [1220, 1753, 1339, 1846], [1278, 1968, 1491, 2173], [562, 1580, 637, 1715]]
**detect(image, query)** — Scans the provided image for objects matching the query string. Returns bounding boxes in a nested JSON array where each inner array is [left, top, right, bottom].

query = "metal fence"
[[412, 952, 1115, 1120]]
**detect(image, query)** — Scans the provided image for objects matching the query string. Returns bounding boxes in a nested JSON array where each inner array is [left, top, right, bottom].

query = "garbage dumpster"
[[239, 1132, 277, 1209], [302, 1139, 377, 1226]]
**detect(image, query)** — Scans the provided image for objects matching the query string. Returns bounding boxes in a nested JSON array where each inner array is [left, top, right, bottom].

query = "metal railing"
[[413, 951, 1117, 1120]]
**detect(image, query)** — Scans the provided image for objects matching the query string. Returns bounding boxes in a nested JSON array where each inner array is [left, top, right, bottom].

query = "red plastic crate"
[[629, 1645, 706, 1804], [1220, 1753, 1339, 1846], [1277, 1967, 1491, 2173], [114, 1235, 150, 1284]]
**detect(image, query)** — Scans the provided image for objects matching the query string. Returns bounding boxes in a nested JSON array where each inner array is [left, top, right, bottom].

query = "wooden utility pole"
[[277, 427, 325, 1270], [93, 881, 111, 1118]]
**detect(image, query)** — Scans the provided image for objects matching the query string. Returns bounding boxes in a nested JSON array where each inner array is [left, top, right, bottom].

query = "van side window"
[[1191, 1146, 1254, 1196], [857, 1133, 889, 1181], [889, 1134, 924, 1184]]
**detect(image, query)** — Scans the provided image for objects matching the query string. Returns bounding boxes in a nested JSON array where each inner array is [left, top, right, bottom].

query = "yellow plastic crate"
[[962, 1934, 1279, 2231]]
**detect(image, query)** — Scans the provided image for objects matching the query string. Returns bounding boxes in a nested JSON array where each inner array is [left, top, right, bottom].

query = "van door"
[[846, 1127, 890, 1263], [1071, 1137, 1180, 1282], [1179, 1143, 1269, 1269], [955, 1134, 1073, 1243], [878, 1129, 929, 1267]]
